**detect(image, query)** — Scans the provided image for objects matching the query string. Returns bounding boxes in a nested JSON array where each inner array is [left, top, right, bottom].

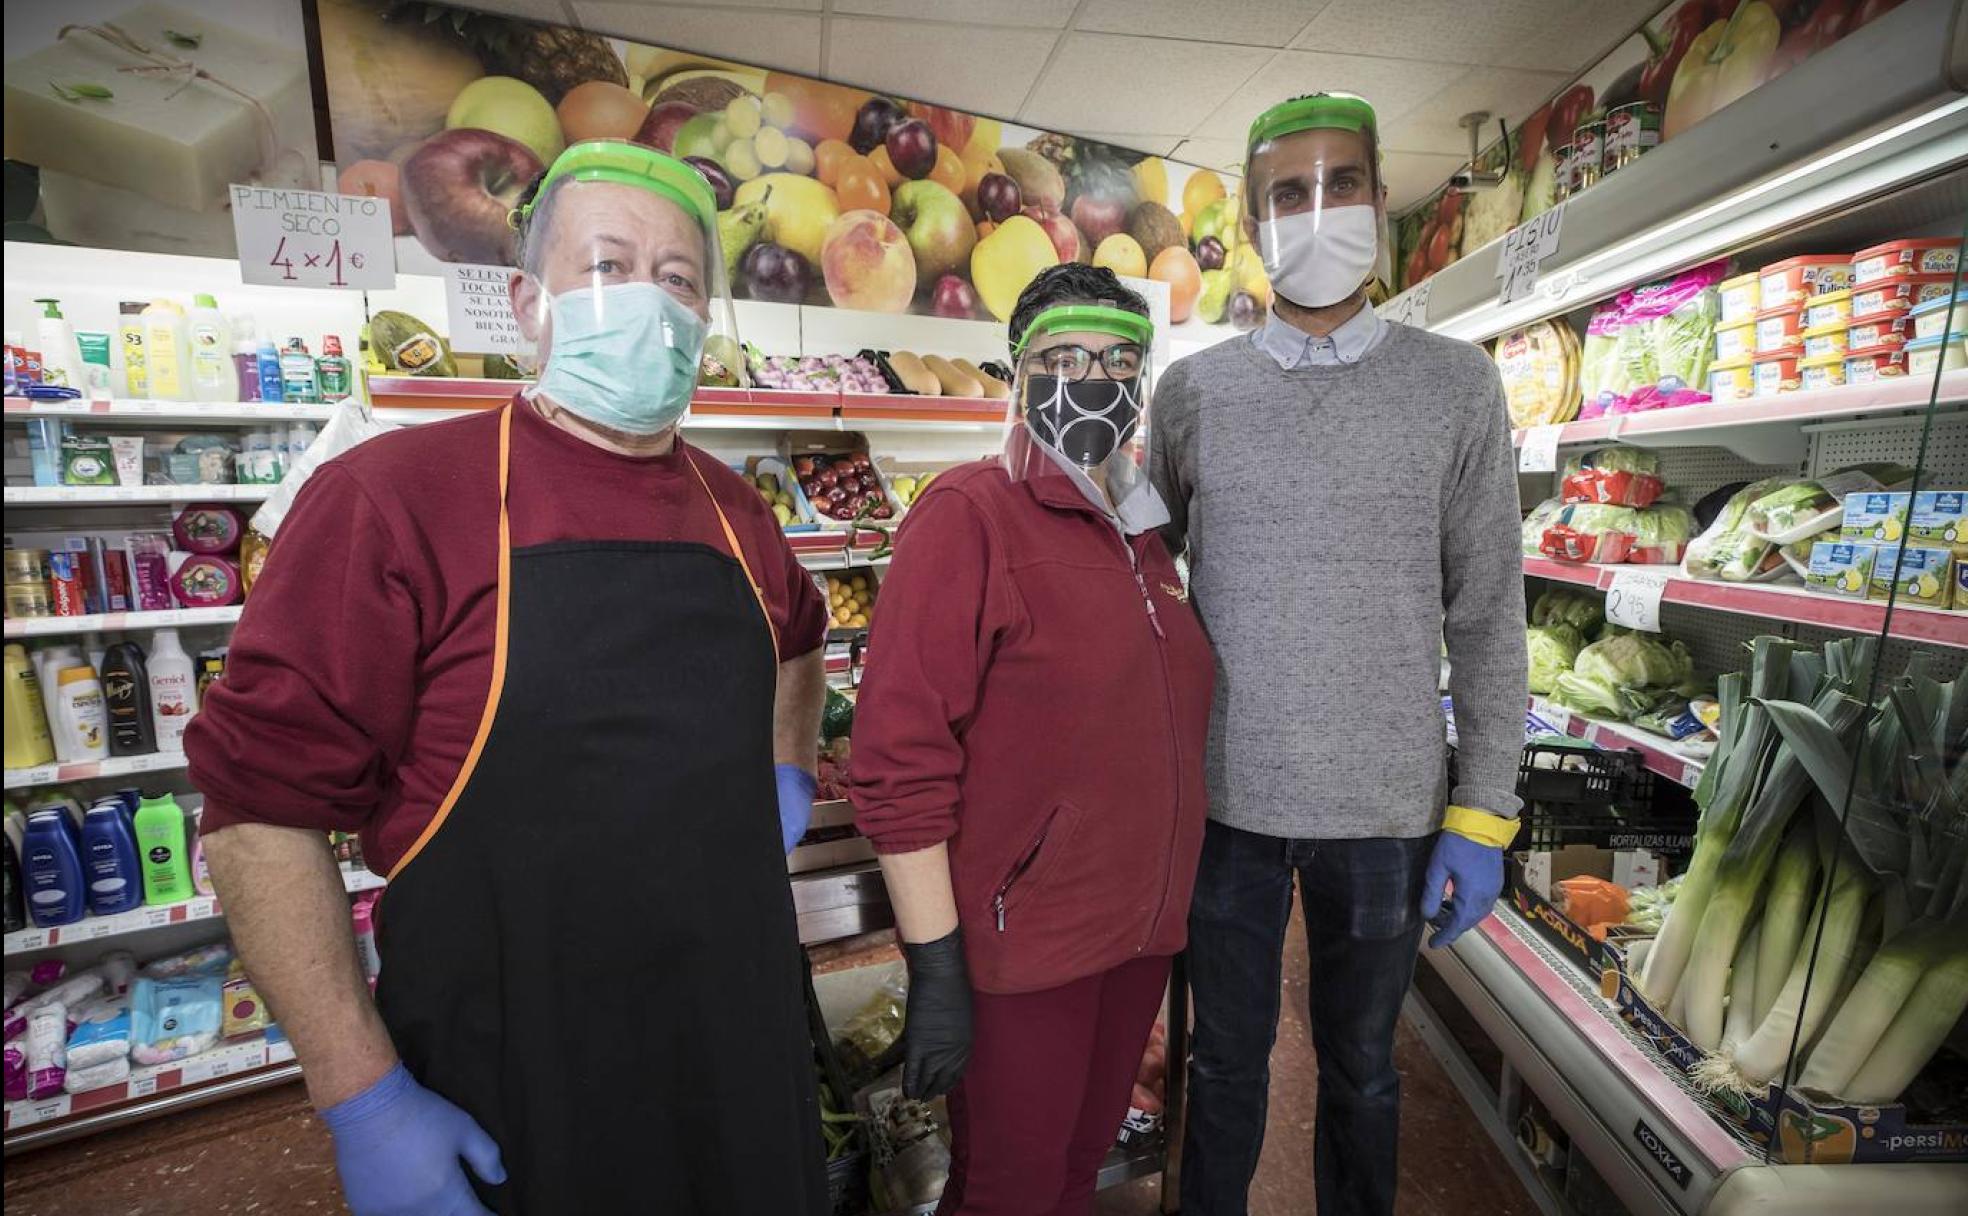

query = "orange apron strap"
[[684, 448, 781, 662], [388, 406, 515, 882]]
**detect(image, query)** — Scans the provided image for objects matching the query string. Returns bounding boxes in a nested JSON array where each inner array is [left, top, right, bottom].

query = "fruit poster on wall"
[[313, 0, 1269, 337], [2, 0, 321, 258], [1394, 0, 1912, 293]]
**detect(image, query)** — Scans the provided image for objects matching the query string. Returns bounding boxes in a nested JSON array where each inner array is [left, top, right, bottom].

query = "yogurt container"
[[1845, 312, 1913, 352], [1718, 272, 1762, 325], [1850, 238, 1959, 286], [1805, 541, 1875, 598], [1872, 545, 1953, 605], [1905, 333, 1967, 378], [1754, 305, 1805, 355], [1844, 343, 1910, 384], [1714, 317, 1757, 363], [1908, 291, 1967, 341], [1800, 321, 1849, 360], [1850, 274, 1955, 318], [1798, 351, 1848, 392], [1753, 351, 1801, 396], [1708, 356, 1755, 403], [1802, 288, 1852, 330], [1759, 256, 1853, 308]]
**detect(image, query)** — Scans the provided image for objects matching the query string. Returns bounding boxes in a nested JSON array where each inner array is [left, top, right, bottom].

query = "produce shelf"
[[4, 750, 190, 792], [2, 398, 336, 424], [1522, 558, 1968, 649], [3, 485, 273, 507], [2, 1030, 298, 1151], [1416, 906, 1968, 1214], [4, 866, 384, 956], [1527, 696, 1707, 791], [1511, 373, 1968, 464], [3, 606, 243, 640]]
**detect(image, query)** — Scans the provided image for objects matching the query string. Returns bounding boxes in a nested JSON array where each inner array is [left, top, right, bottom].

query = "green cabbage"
[[1531, 588, 1604, 633], [1553, 670, 1626, 716], [1573, 634, 1692, 690], [1527, 624, 1585, 695]]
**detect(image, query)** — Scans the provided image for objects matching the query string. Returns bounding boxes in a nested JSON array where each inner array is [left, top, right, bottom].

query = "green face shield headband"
[[514, 139, 717, 233]]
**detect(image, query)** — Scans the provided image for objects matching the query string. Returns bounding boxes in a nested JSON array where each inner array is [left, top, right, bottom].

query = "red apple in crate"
[[1022, 204, 1085, 264], [977, 173, 1022, 223], [401, 129, 545, 265], [884, 119, 939, 180], [1070, 194, 1128, 247], [634, 100, 699, 152], [907, 102, 975, 158]]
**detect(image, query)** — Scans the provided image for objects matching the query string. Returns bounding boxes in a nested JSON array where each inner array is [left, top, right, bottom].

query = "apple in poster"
[[889, 181, 976, 286], [446, 76, 565, 165], [821, 210, 918, 312], [634, 100, 700, 152], [1021, 204, 1084, 264], [400, 128, 545, 264], [929, 274, 981, 319]]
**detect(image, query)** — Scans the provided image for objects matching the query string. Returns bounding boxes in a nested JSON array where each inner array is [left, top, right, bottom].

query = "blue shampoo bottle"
[[81, 797, 142, 915], [23, 807, 85, 927]]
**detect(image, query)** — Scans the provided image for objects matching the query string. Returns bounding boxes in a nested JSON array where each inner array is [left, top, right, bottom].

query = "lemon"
[[1881, 517, 1904, 541], [1182, 169, 1225, 219], [1916, 573, 1941, 598], [1839, 569, 1862, 592]]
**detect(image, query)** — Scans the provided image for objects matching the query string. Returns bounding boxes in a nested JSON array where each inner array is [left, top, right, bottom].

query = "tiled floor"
[[6, 903, 1535, 1215]]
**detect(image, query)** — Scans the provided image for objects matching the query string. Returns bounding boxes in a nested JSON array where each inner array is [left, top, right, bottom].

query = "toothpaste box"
[[1805, 541, 1876, 598], [1869, 545, 1953, 606], [1909, 489, 1966, 553], [1840, 491, 1910, 542]]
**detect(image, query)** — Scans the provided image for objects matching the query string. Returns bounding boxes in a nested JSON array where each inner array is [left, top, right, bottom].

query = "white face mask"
[[1256, 204, 1380, 309]]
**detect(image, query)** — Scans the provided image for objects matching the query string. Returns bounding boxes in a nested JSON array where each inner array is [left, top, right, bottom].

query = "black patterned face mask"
[[1021, 374, 1142, 468]]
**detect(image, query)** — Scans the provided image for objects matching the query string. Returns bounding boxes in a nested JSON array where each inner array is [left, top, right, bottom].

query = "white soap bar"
[[40, 167, 241, 256], [2, 4, 314, 213]]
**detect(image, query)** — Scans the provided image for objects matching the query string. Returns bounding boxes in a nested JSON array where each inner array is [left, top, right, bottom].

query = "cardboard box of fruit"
[[783, 432, 898, 528], [742, 455, 820, 531], [873, 458, 964, 512], [821, 569, 879, 633]]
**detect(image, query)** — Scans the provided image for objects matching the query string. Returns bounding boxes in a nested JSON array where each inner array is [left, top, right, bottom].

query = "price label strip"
[[1605, 568, 1672, 633], [231, 186, 396, 291], [1518, 423, 1564, 473]]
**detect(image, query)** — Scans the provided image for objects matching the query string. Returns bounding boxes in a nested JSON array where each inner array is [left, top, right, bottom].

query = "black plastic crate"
[[1518, 739, 1655, 806], [1519, 742, 1697, 857]]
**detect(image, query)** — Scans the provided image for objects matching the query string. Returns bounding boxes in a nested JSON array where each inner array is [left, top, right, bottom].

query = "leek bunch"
[[1638, 636, 1968, 1107]]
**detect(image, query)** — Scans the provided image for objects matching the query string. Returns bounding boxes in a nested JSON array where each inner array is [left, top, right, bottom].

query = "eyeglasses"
[[1024, 342, 1144, 381]]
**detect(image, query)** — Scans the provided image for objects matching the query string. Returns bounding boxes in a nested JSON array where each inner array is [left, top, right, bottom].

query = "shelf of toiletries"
[[4, 865, 382, 956], [4, 485, 273, 507], [4, 398, 336, 424], [4, 607, 243, 641], [4, 751, 190, 792]]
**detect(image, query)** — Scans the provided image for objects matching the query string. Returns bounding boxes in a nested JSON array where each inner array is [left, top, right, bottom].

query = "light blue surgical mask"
[[531, 282, 707, 435]]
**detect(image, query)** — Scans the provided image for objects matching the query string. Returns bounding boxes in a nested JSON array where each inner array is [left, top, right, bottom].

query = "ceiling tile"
[[1192, 47, 1450, 141], [1168, 137, 1248, 175], [1379, 66, 1569, 157], [1076, 0, 1333, 47], [825, 18, 1059, 117], [834, 0, 1069, 26], [576, 4, 822, 73], [1381, 149, 1468, 211], [1019, 33, 1273, 136], [1073, 133, 1186, 158], [1294, 0, 1622, 72]]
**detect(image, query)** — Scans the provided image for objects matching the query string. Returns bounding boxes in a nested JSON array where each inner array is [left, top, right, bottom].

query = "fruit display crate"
[[3, 485, 274, 507], [4, 866, 385, 956], [1523, 557, 1968, 648], [3, 606, 244, 640], [2, 398, 336, 424], [4, 750, 190, 792]]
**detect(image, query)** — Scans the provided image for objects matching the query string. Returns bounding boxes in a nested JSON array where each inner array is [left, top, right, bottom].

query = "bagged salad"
[[1746, 463, 1915, 544], [1561, 446, 1664, 508], [1598, 262, 1727, 415], [1576, 301, 1627, 419], [1683, 477, 1795, 582], [1539, 502, 1693, 564]]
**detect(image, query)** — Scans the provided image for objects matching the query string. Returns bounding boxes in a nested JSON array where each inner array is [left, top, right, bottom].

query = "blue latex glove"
[[777, 763, 818, 854], [1419, 830, 1505, 949], [320, 1063, 505, 1216]]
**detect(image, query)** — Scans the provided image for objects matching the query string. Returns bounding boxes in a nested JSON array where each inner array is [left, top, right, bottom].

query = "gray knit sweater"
[[1150, 322, 1527, 839]]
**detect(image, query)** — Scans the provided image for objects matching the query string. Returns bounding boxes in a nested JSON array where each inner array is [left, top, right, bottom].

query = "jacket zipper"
[[993, 820, 1053, 932], [1112, 530, 1183, 952]]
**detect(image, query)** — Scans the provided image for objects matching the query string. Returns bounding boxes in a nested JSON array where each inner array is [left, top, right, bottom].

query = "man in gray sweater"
[[1151, 94, 1527, 1216]]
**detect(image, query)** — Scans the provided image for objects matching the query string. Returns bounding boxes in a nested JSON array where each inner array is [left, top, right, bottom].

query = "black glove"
[[901, 927, 973, 1100]]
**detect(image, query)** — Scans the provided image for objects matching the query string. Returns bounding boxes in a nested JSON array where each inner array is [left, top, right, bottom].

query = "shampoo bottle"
[[132, 793, 194, 905], [3, 644, 55, 770], [118, 302, 149, 398], [99, 642, 157, 757], [22, 808, 85, 927], [147, 629, 197, 751], [33, 644, 82, 749], [187, 294, 238, 401], [80, 798, 142, 916], [52, 663, 108, 763], [255, 341, 285, 403], [232, 317, 260, 402], [142, 301, 190, 400], [32, 299, 87, 393]]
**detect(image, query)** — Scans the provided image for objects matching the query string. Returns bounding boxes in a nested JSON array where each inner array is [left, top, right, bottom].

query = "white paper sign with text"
[[1605, 568, 1671, 632], [230, 186, 395, 290], [444, 263, 524, 354], [1497, 203, 1565, 305], [1518, 424, 1564, 473]]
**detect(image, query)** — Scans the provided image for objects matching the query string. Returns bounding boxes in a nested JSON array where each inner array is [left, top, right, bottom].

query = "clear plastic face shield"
[[1241, 93, 1394, 311], [508, 140, 744, 437], [1003, 304, 1155, 507]]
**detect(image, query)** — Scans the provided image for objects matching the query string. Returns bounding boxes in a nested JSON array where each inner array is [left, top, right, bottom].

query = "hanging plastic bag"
[[249, 399, 397, 541]]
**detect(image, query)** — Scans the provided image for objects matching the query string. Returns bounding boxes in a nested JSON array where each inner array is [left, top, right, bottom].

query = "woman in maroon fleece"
[[850, 266, 1213, 1215]]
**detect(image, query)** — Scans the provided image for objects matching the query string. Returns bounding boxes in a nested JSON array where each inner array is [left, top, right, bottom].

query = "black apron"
[[374, 405, 828, 1214]]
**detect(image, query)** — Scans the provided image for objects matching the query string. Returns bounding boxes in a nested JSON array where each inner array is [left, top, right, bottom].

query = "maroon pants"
[[936, 954, 1172, 1216]]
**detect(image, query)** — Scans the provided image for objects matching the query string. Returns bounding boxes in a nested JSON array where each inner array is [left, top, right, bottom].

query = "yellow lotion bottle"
[[142, 300, 190, 401], [4, 643, 55, 769]]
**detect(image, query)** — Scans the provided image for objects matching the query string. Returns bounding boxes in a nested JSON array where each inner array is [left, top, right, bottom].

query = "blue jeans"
[[1179, 821, 1433, 1216]]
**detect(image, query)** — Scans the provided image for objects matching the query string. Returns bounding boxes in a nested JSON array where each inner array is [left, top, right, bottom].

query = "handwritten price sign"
[[231, 186, 396, 291], [1497, 203, 1565, 306]]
